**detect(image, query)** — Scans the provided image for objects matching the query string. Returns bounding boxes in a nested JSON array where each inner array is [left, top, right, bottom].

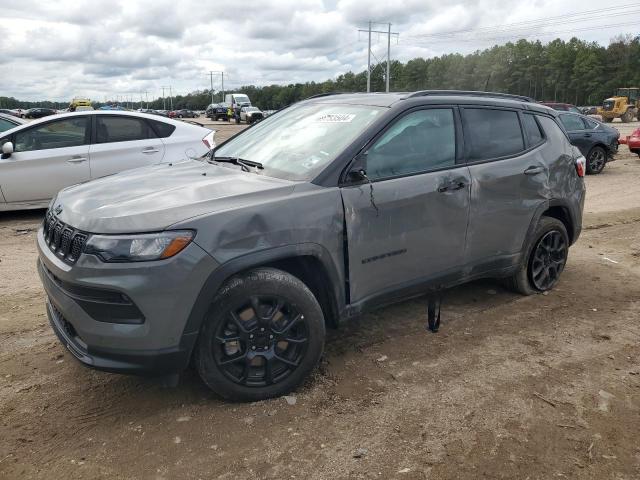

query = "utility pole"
[[169, 86, 173, 110], [358, 22, 399, 93], [386, 23, 391, 93], [367, 21, 371, 92], [209, 71, 215, 105], [209, 71, 225, 103], [161, 86, 168, 110], [145, 91, 149, 109]]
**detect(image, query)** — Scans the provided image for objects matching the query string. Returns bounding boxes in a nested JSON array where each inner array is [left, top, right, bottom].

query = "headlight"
[[84, 230, 195, 262]]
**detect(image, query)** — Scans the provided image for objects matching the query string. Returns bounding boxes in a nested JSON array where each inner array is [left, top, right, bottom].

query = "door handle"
[[142, 148, 160, 154], [67, 156, 87, 163], [524, 166, 543, 175], [438, 181, 466, 193], [583, 133, 592, 137]]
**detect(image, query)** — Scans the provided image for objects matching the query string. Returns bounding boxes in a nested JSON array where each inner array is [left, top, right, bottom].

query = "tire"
[[603, 117, 613, 123], [586, 146, 607, 174], [505, 217, 569, 296], [621, 110, 633, 123], [195, 268, 325, 402]]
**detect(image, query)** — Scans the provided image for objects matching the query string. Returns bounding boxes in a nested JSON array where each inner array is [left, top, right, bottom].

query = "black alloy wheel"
[[213, 295, 309, 387], [587, 146, 606, 174], [529, 230, 568, 291], [195, 268, 325, 401]]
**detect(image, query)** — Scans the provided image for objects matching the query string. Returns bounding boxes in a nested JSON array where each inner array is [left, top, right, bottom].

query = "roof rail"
[[304, 92, 344, 100], [406, 90, 534, 103]]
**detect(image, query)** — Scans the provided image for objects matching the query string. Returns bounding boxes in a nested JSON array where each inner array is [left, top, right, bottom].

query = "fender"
[[180, 242, 345, 343], [521, 198, 579, 262]]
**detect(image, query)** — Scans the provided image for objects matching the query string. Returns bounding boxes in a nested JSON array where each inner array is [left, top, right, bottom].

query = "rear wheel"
[[586, 146, 607, 174], [621, 110, 633, 123], [195, 268, 325, 401], [505, 217, 569, 295], [603, 117, 613, 123]]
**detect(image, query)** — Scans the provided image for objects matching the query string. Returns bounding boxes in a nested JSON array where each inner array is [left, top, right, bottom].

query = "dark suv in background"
[[38, 91, 586, 401]]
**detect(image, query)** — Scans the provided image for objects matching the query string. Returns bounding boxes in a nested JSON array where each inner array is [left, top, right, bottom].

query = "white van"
[[224, 93, 251, 109]]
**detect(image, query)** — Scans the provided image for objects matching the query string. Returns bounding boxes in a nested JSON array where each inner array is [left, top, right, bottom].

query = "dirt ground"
[[1, 119, 639, 480]]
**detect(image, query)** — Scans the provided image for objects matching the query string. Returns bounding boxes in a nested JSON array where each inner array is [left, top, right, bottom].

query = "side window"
[[559, 114, 584, 131], [521, 114, 544, 146], [537, 116, 571, 145], [365, 108, 456, 180], [0, 118, 16, 131], [149, 119, 176, 138], [14, 117, 88, 152], [582, 118, 598, 130], [462, 108, 524, 161], [95, 116, 156, 143]]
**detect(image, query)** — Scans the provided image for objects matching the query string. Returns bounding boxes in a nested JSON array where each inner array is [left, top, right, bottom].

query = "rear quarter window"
[[521, 113, 545, 147], [149, 119, 176, 138], [537, 115, 571, 146], [462, 108, 524, 161]]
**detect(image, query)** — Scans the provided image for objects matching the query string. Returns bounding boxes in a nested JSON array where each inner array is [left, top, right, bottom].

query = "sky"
[[0, 0, 637, 102]]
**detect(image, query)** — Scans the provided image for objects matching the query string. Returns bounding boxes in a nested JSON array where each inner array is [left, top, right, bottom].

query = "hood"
[[53, 160, 297, 233]]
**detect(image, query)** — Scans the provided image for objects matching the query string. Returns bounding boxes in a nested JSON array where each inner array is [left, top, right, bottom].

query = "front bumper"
[[37, 227, 219, 375]]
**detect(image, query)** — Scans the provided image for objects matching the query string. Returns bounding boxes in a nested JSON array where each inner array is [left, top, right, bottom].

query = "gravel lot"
[[1, 119, 639, 479]]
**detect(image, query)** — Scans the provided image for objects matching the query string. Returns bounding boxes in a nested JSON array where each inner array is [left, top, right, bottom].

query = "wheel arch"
[[523, 200, 578, 256], [181, 244, 345, 345]]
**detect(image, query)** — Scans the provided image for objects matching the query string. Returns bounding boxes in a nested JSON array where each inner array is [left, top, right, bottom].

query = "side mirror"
[[346, 151, 369, 183], [1, 141, 13, 159]]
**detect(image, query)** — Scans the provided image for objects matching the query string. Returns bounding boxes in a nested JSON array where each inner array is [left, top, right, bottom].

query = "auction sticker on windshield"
[[316, 113, 356, 123]]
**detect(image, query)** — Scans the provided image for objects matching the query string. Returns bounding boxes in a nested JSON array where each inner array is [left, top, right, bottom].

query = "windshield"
[[234, 95, 250, 104], [214, 103, 385, 181]]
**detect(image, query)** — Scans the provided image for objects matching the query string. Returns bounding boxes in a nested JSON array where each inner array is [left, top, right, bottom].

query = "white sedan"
[[0, 111, 215, 211]]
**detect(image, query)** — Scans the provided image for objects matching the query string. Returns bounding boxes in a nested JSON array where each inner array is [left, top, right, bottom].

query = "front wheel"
[[586, 146, 607, 174], [505, 217, 569, 295], [195, 268, 325, 401]]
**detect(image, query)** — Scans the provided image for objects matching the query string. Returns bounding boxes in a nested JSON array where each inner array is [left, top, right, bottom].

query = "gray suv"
[[37, 91, 586, 401]]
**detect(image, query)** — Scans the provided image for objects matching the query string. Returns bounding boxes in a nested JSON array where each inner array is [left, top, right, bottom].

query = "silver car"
[[37, 91, 585, 401], [0, 111, 214, 211]]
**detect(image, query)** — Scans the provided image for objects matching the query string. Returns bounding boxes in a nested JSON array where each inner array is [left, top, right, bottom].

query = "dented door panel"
[[341, 167, 471, 303]]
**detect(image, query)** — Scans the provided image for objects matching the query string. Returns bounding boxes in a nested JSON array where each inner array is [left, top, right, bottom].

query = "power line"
[[404, 3, 640, 40], [401, 20, 640, 46]]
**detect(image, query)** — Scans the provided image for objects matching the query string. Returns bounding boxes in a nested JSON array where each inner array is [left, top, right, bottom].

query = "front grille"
[[42, 210, 88, 264]]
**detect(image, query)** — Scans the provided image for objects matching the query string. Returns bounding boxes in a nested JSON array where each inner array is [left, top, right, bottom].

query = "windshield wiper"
[[209, 155, 264, 172]]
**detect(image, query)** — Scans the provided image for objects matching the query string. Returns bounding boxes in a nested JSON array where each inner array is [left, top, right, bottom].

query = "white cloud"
[[0, 0, 631, 101]]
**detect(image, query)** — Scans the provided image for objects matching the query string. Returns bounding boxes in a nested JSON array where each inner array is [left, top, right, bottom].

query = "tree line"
[[2, 35, 639, 111]]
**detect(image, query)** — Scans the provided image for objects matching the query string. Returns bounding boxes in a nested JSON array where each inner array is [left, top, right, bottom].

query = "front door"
[[340, 107, 470, 303], [89, 115, 166, 179], [0, 116, 91, 204]]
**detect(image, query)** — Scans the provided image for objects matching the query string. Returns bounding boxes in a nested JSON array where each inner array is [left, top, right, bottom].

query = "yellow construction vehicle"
[[68, 97, 93, 112], [597, 87, 639, 123]]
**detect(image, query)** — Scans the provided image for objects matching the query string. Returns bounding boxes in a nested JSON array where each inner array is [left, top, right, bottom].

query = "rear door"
[[88, 115, 166, 179], [341, 107, 471, 302], [0, 116, 90, 204], [462, 107, 549, 270]]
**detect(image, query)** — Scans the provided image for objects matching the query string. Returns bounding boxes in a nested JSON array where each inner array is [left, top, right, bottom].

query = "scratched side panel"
[[464, 146, 553, 270], [176, 183, 345, 283]]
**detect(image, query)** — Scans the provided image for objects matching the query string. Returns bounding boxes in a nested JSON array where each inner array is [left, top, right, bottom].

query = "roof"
[[305, 91, 556, 114]]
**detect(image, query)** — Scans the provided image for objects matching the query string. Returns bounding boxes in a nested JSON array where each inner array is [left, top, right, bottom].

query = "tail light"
[[575, 156, 586, 177], [202, 130, 216, 149]]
